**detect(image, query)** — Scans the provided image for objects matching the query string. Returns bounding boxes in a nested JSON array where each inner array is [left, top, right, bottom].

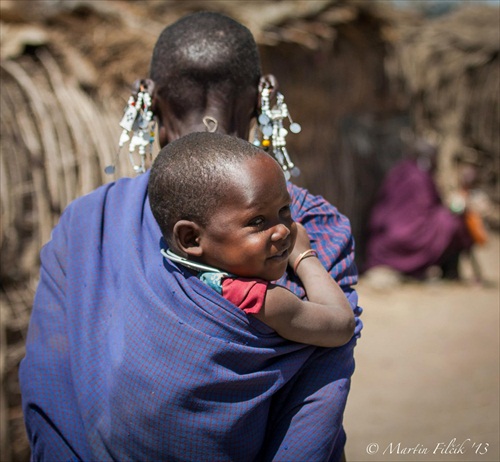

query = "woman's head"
[[149, 132, 297, 281], [150, 12, 261, 97], [149, 12, 264, 145]]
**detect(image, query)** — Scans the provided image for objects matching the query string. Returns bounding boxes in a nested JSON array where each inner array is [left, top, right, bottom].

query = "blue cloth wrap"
[[20, 171, 362, 461]]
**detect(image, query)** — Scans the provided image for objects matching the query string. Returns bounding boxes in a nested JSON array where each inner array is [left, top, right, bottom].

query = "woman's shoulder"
[[54, 172, 151, 239], [66, 172, 150, 215], [287, 182, 351, 230]]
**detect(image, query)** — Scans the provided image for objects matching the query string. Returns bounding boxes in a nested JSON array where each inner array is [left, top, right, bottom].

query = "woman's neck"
[[155, 87, 257, 146]]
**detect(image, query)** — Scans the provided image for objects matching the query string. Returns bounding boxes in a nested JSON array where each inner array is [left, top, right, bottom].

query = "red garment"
[[222, 277, 268, 314]]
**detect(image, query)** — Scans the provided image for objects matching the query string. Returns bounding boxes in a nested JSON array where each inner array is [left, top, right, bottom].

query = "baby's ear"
[[173, 220, 203, 258]]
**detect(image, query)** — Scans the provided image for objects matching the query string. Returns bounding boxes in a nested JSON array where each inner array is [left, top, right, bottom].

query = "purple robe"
[[364, 159, 472, 275], [20, 171, 362, 461]]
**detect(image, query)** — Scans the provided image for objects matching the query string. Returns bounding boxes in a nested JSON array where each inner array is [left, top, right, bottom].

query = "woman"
[[20, 12, 361, 461]]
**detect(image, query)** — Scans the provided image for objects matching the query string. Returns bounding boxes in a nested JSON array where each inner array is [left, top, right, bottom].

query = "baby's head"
[[149, 132, 296, 281]]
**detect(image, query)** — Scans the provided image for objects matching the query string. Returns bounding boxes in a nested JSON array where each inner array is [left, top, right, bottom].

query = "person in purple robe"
[[364, 138, 473, 279], [20, 12, 362, 462]]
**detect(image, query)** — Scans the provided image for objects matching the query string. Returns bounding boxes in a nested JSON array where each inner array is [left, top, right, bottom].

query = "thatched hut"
[[386, 4, 499, 212], [0, 1, 498, 460]]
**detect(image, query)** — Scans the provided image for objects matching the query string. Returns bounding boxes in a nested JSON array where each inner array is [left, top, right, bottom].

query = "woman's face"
[[199, 154, 297, 281]]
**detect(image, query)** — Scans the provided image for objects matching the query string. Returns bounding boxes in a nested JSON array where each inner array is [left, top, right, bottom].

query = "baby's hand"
[[289, 223, 311, 266]]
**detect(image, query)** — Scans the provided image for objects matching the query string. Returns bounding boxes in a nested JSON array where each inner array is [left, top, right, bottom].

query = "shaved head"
[[150, 12, 261, 117]]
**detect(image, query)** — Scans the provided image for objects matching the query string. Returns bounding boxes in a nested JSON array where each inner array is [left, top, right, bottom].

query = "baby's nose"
[[271, 224, 290, 241]]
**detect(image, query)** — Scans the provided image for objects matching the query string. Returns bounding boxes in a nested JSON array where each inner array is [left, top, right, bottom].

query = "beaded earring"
[[105, 81, 155, 175], [253, 84, 301, 180]]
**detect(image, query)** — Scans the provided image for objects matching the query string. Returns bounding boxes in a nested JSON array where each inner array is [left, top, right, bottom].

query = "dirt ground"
[[343, 233, 500, 462]]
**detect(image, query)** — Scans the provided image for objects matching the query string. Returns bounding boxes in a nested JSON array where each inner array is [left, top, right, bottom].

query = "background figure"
[[364, 138, 476, 281]]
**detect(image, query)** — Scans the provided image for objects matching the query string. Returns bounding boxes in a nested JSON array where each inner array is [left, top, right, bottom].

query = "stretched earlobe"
[[146, 79, 160, 117], [258, 74, 279, 103], [173, 220, 203, 258], [138, 78, 156, 96], [148, 79, 172, 148]]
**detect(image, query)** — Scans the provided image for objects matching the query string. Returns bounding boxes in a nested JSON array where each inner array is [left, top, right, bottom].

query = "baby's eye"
[[248, 216, 265, 227], [280, 205, 292, 217]]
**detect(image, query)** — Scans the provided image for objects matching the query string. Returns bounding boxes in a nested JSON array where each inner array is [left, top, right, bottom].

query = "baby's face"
[[199, 153, 297, 281]]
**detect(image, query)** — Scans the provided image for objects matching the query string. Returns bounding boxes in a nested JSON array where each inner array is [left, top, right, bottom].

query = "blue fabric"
[[198, 271, 226, 294], [20, 171, 362, 461]]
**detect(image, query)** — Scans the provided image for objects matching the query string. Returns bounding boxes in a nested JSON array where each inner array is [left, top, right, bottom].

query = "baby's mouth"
[[269, 247, 289, 261]]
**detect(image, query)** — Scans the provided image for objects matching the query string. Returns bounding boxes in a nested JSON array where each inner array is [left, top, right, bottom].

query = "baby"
[[149, 132, 354, 347]]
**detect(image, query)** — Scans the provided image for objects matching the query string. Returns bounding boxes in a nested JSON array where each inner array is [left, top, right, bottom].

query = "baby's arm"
[[252, 224, 355, 347]]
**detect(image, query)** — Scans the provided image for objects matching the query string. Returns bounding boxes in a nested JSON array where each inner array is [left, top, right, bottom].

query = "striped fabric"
[[20, 171, 362, 461]]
